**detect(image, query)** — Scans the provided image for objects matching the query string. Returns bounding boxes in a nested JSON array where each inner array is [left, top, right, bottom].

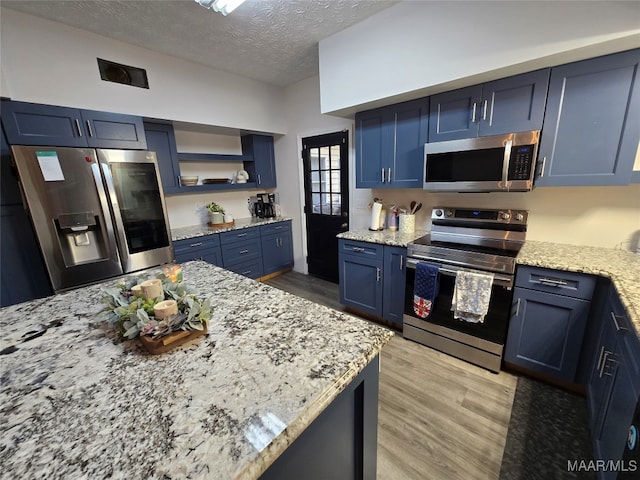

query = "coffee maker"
[[253, 193, 276, 218]]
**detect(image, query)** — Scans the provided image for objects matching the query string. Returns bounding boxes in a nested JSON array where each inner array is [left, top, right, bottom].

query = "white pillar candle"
[[140, 279, 163, 299], [153, 300, 178, 319]]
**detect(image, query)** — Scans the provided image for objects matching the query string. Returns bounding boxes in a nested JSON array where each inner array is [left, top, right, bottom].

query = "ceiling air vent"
[[97, 58, 149, 89]]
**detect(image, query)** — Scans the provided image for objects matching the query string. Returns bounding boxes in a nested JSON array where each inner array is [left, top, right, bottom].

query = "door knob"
[[341, 223, 348, 228]]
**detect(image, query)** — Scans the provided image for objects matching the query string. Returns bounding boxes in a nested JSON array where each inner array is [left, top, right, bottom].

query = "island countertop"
[[0, 262, 393, 479]]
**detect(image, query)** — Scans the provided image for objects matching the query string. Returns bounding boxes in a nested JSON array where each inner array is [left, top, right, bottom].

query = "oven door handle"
[[406, 257, 513, 288]]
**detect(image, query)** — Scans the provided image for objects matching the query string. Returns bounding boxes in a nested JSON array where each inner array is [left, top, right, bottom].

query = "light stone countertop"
[[0, 261, 393, 479], [338, 229, 640, 337], [172, 216, 292, 242], [516, 240, 640, 337], [337, 228, 428, 247]]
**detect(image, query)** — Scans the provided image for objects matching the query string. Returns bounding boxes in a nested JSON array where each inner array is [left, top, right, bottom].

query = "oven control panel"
[[432, 207, 527, 225]]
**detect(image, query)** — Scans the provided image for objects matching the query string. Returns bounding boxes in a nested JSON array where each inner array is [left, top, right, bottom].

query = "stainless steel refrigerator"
[[11, 146, 174, 292]]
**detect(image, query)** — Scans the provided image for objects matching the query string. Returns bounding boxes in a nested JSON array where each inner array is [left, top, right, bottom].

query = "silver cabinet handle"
[[240, 249, 249, 254], [387, 168, 392, 183], [400, 255, 403, 271], [597, 345, 606, 371], [472, 102, 477, 123], [376, 267, 381, 283], [482, 99, 488, 121], [74, 119, 83, 137], [237, 233, 247, 237], [189, 242, 203, 247], [241, 270, 252, 276], [599, 351, 611, 378], [257, 174, 261, 184], [381, 168, 385, 183], [539, 156, 547, 177], [352, 246, 365, 253], [539, 277, 568, 286], [514, 297, 521, 317], [611, 312, 627, 332], [85, 120, 94, 137]]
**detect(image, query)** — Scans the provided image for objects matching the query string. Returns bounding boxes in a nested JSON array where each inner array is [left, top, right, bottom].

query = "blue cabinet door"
[[241, 134, 276, 188], [261, 225, 293, 276], [595, 353, 638, 480], [1, 100, 87, 147], [1, 100, 147, 149], [390, 98, 429, 188], [537, 48, 640, 186], [1, 127, 23, 206], [478, 69, 549, 137], [200, 247, 223, 267], [144, 122, 180, 192], [0, 204, 52, 307], [428, 85, 482, 142], [355, 107, 392, 188], [80, 110, 147, 149], [339, 252, 383, 317], [382, 246, 406, 326], [504, 287, 590, 382]]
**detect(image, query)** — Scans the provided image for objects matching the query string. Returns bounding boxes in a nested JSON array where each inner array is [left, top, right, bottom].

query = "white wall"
[[371, 184, 640, 251], [0, 8, 286, 134], [277, 76, 373, 273], [319, 1, 640, 115]]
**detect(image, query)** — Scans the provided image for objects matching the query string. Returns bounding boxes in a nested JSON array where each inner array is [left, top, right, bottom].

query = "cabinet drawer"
[[220, 227, 260, 245], [226, 258, 264, 279], [175, 246, 220, 264], [339, 240, 384, 258], [515, 266, 596, 300], [173, 235, 220, 255], [221, 238, 262, 266], [261, 221, 291, 236]]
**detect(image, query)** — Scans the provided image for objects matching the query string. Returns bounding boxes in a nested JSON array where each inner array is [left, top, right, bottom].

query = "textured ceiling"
[[1, 0, 399, 87]]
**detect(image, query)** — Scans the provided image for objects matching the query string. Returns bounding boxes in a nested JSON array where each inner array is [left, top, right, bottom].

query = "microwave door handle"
[[99, 162, 129, 267], [501, 139, 513, 190]]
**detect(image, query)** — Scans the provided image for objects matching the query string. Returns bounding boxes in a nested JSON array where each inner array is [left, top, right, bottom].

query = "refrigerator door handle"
[[99, 161, 130, 268]]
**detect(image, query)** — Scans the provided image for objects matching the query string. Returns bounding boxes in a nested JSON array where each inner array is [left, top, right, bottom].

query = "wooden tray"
[[207, 220, 235, 228], [139, 327, 207, 354]]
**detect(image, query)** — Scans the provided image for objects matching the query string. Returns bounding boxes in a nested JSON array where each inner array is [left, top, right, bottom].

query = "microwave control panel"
[[508, 145, 534, 180]]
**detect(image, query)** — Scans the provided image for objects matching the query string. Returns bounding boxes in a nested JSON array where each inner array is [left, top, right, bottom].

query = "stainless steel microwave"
[[423, 130, 540, 192]]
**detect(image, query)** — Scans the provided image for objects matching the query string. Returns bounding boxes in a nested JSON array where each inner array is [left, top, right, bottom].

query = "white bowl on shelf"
[[180, 176, 199, 186]]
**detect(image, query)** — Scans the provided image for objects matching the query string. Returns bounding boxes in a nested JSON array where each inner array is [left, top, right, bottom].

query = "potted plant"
[[206, 201, 225, 224]]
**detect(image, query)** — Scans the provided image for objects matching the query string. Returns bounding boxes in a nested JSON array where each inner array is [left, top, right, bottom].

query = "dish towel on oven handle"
[[413, 262, 439, 319], [451, 270, 494, 323]]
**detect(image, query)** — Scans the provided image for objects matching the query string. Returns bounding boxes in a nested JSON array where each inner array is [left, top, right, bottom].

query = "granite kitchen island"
[[0, 261, 393, 479]]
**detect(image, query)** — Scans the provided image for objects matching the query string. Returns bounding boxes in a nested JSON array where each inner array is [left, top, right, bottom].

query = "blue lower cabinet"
[[505, 287, 590, 382], [339, 252, 383, 316], [225, 258, 264, 280], [338, 239, 406, 322], [173, 235, 222, 266], [262, 233, 293, 276], [382, 246, 406, 326]]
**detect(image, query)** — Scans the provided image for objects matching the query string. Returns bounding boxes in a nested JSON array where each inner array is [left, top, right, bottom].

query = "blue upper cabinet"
[[241, 134, 277, 188], [144, 121, 181, 193], [429, 69, 550, 142], [1, 100, 147, 149], [537, 49, 640, 186], [355, 98, 428, 188], [80, 109, 147, 149]]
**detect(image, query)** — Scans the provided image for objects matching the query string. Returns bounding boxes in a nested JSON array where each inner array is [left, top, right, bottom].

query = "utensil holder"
[[399, 214, 415, 234]]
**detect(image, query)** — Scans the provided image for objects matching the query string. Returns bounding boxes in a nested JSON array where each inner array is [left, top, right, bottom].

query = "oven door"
[[404, 258, 514, 346]]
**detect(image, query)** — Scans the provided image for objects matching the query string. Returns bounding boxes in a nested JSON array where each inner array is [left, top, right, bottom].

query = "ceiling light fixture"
[[194, 0, 246, 16]]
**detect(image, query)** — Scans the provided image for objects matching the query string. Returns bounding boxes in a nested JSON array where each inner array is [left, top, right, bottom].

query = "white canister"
[[399, 214, 415, 234]]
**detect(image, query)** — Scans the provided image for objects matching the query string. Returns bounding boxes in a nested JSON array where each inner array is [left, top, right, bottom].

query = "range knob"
[[435, 209, 443, 217], [514, 212, 524, 221], [445, 209, 453, 217], [501, 212, 511, 221]]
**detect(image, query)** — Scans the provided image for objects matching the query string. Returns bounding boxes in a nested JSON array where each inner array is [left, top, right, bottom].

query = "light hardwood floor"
[[265, 271, 519, 480]]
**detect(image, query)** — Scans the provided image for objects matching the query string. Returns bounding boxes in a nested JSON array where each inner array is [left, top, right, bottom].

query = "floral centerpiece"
[[101, 271, 213, 353]]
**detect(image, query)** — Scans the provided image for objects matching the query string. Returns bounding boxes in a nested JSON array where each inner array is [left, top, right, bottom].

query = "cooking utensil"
[[410, 201, 416, 213], [412, 202, 423, 214]]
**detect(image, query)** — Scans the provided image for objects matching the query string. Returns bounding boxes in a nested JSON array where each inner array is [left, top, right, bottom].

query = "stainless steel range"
[[403, 207, 528, 373]]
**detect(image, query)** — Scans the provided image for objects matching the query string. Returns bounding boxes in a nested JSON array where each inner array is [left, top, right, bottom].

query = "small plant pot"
[[209, 211, 224, 224]]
